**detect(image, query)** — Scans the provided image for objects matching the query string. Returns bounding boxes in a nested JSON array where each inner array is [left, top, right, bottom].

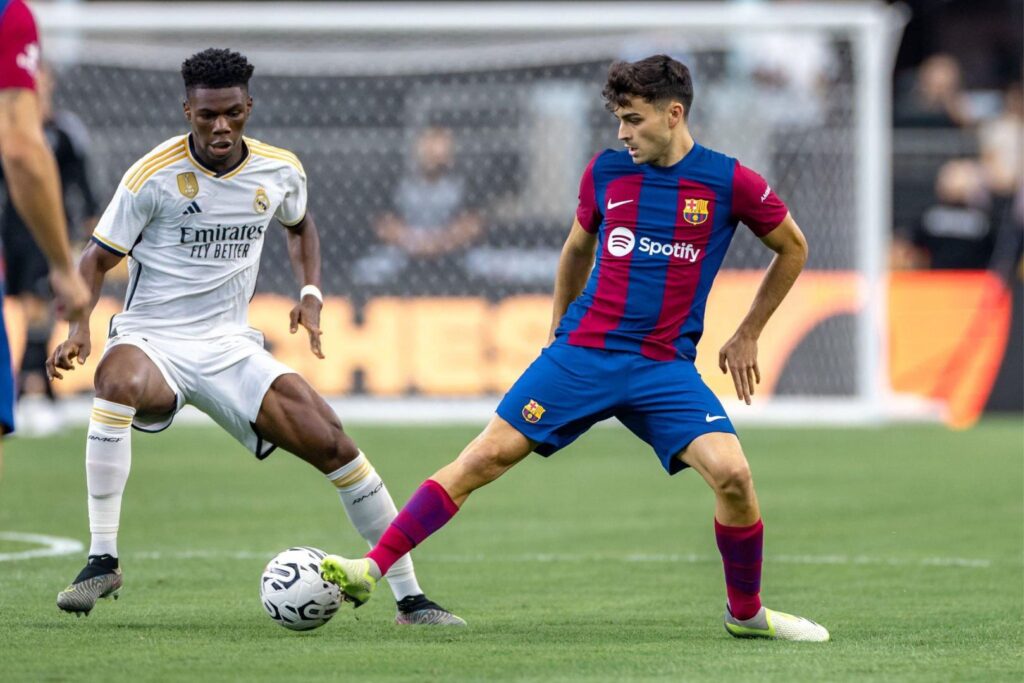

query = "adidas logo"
[[182, 201, 202, 215]]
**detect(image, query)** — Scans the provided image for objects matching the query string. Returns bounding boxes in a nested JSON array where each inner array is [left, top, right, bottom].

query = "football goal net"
[[36, 1, 912, 424]]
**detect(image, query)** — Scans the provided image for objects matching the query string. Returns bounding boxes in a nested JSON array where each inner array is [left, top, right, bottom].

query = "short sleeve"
[[731, 163, 788, 237], [275, 163, 308, 227], [91, 182, 156, 256], [0, 1, 40, 91], [575, 153, 602, 233]]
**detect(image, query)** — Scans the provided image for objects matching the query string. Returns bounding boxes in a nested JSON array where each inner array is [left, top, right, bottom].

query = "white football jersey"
[[92, 134, 306, 338]]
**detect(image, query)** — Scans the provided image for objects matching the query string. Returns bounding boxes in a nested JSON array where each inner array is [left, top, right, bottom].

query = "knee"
[[94, 370, 146, 408], [456, 439, 508, 484], [709, 462, 755, 502]]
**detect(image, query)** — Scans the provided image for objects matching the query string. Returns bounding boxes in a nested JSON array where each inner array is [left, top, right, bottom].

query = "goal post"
[[35, 1, 915, 425]]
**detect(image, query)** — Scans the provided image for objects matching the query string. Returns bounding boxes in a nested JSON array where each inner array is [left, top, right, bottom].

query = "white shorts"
[[103, 329, 294, 458]]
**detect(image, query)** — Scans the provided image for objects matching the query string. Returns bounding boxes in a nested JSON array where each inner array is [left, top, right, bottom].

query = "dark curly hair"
[[602, 55, 693, 118], [181, 48, 254, 94]]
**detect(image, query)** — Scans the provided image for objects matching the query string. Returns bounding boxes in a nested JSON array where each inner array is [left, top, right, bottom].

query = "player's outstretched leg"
[[321, 478, 460, 619], [320, 481, 471, 628], [324, 453, 464, 625], [322, 416, 533, 621], [256, 374, 474, 625], [680, 433, 829, 642]]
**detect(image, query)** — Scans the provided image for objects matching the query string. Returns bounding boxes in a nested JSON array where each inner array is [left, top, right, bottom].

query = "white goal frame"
[[36, 2, 920, 425]]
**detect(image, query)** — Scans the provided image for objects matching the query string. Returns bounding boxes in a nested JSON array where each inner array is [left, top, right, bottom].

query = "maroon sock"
[[714, 518, 763, 620], [366, 479, 459, 576]]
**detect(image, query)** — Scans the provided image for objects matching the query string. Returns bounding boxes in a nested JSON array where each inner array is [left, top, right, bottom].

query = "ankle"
[[366, 557, 382, 580]]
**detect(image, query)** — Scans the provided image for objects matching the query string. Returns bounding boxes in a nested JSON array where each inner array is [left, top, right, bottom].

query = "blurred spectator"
[[979, 81, 1023, 197], [0, 63, 98, 435], [703, 3, 836, 176], [989, 183, 1024, 283], [894, 53, 973, 128], [893, 159, 998, 270], [353, 126, 483, 294], [730, 36, 834, 128]]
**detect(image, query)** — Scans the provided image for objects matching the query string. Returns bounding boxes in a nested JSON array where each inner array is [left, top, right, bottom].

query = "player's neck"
[[650, 131, 695, 168]]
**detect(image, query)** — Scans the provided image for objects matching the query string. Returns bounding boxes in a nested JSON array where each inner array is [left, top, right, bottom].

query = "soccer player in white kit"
[[49, 49, 463, 625]]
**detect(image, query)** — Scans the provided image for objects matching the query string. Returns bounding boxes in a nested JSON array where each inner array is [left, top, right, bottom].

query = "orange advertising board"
[[5, 271, 1011, 427]]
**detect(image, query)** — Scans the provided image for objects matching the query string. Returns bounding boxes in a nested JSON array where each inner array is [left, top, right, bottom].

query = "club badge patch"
[[176, 172, 199, 199], [522, 399, 546, 424], [254, 187, 270, 214], [682, 198, 710, 225]]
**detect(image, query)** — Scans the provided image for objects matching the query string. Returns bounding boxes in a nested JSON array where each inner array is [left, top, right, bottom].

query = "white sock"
[[327, 452, 423, 601], [86, 398, 134, 558]]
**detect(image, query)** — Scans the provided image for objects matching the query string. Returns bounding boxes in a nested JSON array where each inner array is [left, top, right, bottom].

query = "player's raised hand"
[[46, 326, 92, 381], [718, 331, 761, 405], [290, 296, 324, 359]]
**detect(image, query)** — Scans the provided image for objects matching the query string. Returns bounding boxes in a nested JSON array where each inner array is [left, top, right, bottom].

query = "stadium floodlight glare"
[[37, 2, 915, 425]]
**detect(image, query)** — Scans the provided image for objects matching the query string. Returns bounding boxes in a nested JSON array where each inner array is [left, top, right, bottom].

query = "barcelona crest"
[[522, 399, 546, 424], [682, 198, 710, 225], [176, 172, 199, 199], [254, 187, 270, 214]]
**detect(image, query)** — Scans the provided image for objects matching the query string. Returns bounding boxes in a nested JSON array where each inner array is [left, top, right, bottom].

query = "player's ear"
[[182, 98, 192, 123], [246, 95, 253, 115], [667, 101, 685, 128]]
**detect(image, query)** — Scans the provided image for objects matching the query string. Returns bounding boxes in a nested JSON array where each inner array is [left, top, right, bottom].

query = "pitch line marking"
[[123, 549, 999, 569], [0, 532, 83, 562]]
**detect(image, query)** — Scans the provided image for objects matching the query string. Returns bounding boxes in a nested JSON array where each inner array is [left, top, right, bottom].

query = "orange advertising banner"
[[6, 271, 1011, 427]]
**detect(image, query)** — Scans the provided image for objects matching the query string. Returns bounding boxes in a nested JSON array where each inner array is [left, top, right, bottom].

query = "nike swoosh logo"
[[705, 414, 728, 423], [606, 198, 633, 210]]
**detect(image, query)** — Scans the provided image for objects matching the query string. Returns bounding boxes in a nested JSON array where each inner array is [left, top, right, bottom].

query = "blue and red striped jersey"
[[556, 144, 788, 362]]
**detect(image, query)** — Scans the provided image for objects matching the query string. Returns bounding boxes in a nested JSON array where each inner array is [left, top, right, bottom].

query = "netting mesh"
[[41, 23, 862, 397]]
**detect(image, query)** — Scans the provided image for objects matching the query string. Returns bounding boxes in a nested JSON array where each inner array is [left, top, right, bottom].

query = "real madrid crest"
[[176, 172, 199, 199], [254, 187, 270, 214]]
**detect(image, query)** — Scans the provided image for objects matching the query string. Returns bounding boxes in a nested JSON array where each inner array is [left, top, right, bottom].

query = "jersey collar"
[[186, 134, 251, 180], [643, 141, 702, 174]]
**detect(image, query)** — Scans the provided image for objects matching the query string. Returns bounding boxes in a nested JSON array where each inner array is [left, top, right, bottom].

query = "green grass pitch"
[[1, 419, 1021, 681]]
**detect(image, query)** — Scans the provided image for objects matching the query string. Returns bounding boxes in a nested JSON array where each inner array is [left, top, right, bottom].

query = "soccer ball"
[[260, 546, 341, 631]]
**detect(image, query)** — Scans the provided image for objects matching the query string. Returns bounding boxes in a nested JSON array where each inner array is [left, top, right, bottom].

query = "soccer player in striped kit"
[[323, 55, 829, 641]]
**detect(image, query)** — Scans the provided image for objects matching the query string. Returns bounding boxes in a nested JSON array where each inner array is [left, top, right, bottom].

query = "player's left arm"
[[719, 213, 808, 404], [284, 212, 324, 359]]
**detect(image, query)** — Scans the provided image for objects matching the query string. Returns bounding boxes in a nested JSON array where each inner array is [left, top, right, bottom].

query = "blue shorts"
[[0, 293, 15, 434], [495, 341, 736, 475]]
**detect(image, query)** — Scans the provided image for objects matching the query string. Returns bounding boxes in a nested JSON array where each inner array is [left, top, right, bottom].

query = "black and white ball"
[[260, 547, 341, 631]]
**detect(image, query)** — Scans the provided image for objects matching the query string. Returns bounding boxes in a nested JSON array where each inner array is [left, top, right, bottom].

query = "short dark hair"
[[602, 55, 694, 117], [181, 48, 254, 94]]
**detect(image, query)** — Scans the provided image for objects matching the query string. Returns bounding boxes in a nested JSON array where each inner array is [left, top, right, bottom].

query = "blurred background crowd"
[[890, 0, 1021, 277]]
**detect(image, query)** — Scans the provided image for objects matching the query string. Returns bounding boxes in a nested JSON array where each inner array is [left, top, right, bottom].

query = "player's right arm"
[[47, 161, 155, 380], [46, 242, 124, 380], [547, 218, 598, 344], [0, 1, 88, 319], [548, 153, 602, 343]]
